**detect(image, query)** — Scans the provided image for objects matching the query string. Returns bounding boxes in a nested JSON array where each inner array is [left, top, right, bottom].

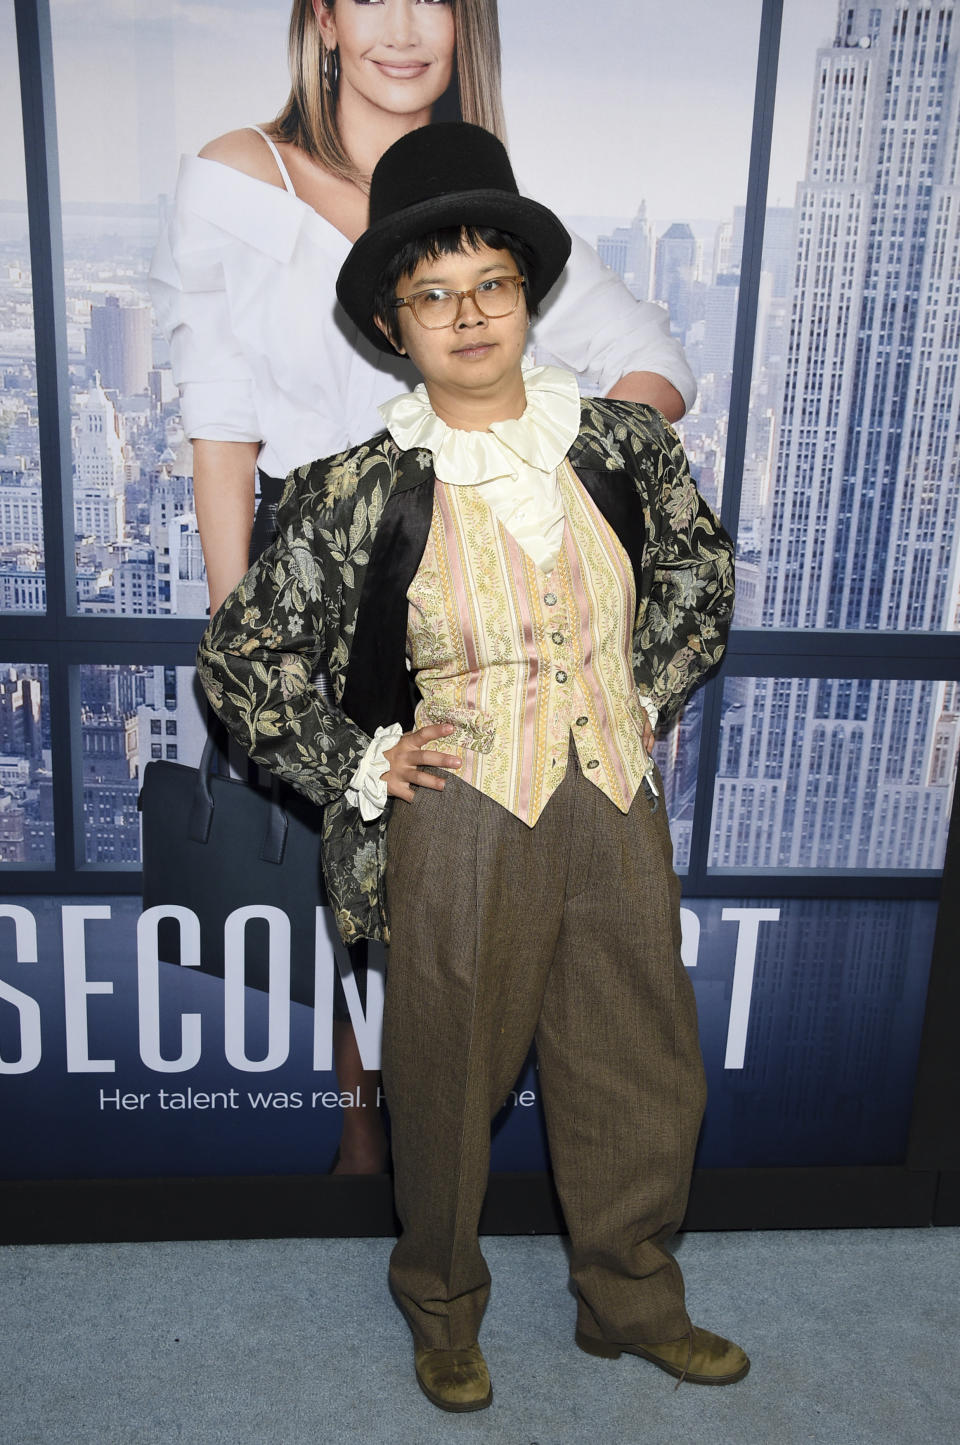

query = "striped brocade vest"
[[406, 460, 656, 827]]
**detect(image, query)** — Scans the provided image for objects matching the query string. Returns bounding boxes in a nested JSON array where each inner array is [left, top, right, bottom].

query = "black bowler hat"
[[336, 122, 571, 354]]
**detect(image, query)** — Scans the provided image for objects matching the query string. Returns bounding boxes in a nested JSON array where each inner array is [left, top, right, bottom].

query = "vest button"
[[556, 670, 568, 683], [586, 759, 600, 769], [544, 592, 557, 605], [575, 715, 589, 727], [551, 631, 564, 645]]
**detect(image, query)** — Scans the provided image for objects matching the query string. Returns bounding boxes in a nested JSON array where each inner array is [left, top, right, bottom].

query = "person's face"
[[317, 1, 456, 118], [377, 242, 529, 410]]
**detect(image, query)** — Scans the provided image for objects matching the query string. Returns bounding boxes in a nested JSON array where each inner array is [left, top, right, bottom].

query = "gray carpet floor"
[[1, 1228, 958, 1445]]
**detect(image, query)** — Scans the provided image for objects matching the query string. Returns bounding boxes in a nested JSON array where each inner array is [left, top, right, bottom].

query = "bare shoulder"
[[198, 128, 285, 189]]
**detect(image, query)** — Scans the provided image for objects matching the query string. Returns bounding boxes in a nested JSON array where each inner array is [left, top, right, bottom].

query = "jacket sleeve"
[[529, 228, 697, 410], [196, 474, 372, 806], [628, 410, 735, 726]]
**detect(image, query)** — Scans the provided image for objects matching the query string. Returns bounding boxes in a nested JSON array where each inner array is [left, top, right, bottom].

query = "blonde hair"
[[269, 0, 506, 183]]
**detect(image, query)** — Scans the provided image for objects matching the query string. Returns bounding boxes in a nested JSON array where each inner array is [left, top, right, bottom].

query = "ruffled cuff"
[[636, 693, 659, 733], [345, 723, 403, 821]]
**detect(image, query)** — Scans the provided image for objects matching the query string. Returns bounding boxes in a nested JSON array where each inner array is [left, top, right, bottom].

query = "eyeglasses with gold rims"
[[391, 274, 526, 330]]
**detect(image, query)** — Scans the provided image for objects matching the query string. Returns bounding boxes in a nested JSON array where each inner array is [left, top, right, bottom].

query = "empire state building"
[[711, 1, 959, 872]]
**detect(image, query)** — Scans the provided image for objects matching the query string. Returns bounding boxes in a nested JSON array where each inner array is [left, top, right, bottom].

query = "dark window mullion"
[[15, 0, 75, 628], [15, 0, 85, 886], [716, 0, 785, 540], [0, 619, 209, 647], [687, 0, 784, 886], [722, 630, 960, 679]]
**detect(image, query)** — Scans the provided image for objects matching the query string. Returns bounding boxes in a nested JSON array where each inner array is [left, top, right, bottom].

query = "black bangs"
[[372, 226, 539, 347]]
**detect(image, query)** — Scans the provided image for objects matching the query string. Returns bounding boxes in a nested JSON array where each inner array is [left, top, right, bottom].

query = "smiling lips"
[[370, 59, 432, 80]]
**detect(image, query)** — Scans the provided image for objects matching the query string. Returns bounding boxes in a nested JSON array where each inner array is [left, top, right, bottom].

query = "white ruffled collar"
[[378, 360, 581, 485]]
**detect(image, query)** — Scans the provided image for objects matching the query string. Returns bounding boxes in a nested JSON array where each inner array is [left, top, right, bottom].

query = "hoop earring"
[[322, 46, 340, 93]]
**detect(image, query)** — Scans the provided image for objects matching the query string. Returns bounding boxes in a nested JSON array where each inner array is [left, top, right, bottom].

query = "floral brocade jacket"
[[197, 398, 735, 945]]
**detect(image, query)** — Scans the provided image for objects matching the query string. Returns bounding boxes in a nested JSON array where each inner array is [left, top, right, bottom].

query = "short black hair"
[[373, 225, 539, 349]]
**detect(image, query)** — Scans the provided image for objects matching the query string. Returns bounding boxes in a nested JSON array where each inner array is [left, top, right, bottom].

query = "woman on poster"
[[149, 0, 696, 1174]]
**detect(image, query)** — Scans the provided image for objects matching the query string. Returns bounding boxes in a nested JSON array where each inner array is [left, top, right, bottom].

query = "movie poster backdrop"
[[1, 0, 955, 1189]]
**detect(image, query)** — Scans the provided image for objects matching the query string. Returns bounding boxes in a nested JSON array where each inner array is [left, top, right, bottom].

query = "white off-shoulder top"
[[148, 136, 696, 480]]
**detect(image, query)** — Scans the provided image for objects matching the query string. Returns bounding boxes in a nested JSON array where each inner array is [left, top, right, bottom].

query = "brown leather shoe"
[[414, 1343, 493, 1412], [575, 1324, 750, 1386]]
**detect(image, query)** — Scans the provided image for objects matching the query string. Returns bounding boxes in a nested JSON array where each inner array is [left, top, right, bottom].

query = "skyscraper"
[[0, 668, 42, 759], [597, 202, 654, 300], [73, 376, 126, 547], [731, 206, 795, 297], [88, 295, 152, 397], [763, 1, 959, 634], [701, 273, 740, 379], [654, 223, 699, 336], [712, 1, 960, 871]]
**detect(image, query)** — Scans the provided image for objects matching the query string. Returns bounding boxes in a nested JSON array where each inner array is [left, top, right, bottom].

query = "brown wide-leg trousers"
[[381, 751, 706, 1351]]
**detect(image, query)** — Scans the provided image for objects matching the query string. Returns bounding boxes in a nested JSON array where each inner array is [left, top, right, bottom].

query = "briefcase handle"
[[187, 733, 288, 866]]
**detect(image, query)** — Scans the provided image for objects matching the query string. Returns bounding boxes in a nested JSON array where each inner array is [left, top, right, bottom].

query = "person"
[[150, 0, 696, 1176], [197, 121, 746, 1412]]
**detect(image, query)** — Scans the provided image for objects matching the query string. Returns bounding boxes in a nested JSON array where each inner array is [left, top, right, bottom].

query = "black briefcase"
[[138, 731, 331, 1006]]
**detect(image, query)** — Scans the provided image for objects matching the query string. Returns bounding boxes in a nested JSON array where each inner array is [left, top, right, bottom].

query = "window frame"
[[4, 0, 958, 902]]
